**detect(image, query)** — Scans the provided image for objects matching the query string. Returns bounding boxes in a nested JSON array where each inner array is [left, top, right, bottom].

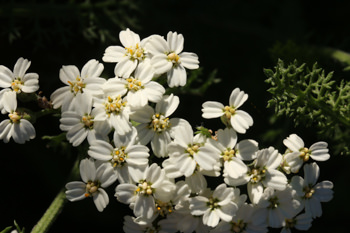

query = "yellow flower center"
[[11, 78, 23, 93], [9, 112, 21, 123], [249, 167, 266, 184], [231, 220, 247, 233], [125, 43, 145, 61], [112, 147, 127, 167], [303, 186, 315, 199], [223, 105, 236, 119], [81, 114, 94, 129], [85, 181, 100, 197], [222, 148, 236, 161], [105, 95, 127, 116], [150, 113, 171, 133], [186, 144, 200, 157], [68, 76, 85, 95], [135, 181, 153, 196], [126, 77, 143, 92], [167, 52, 180, 64], [299, 147, 311, 162], [155, 200, 173, 217]]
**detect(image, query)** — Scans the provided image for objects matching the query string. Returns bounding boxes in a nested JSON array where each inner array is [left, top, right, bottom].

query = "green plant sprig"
[[264, 59, 350, 155]]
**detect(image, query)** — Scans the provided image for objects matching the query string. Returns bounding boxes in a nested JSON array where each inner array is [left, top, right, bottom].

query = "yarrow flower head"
[[88, 127, 150, 183], [202, 87, 253, 134], [59, 93, 110, 147], [0, 57, 39, 114], [130, 94, 186, 157], [290, 162, 334, 218], [224, 147, 288, 204], [189, 183, 239, 227], [103, 28, 150, 78], [50, 59, 105, 112], [146, 31, 199, 87], [0, 92, 35, 144], [103, 61, 165, 107], [65, 158, 117, 212], [115, 163, 176, 222]]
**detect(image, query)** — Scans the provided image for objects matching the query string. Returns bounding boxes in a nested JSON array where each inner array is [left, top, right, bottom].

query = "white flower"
[[210, 203, 268, 233], [225, 147, 287, 204], [103, 61, 165, 107], [129, 94, 186, 157], [92, 94, 132, 135], [115, 163, 176, 221], [123, 215, 159, 233], [290, 162, 334, 218], [210, 127, 258, 179], [189, 183, 239, 227], [146, 31, 199, 87], [162, 120, 220, 178], [256, 187, 301, 228], [59, 94, 110, 147], [65, 158, 117, 212], [281, 212, 313, 233], [282, 134, 330, 173], [103, 28, 150, 78], [0, 57, 39, 113], [202, 88, 253, 134], [0, 94, 35, 144], [88, 127, 150, 183], [50, 59, 105, 112]]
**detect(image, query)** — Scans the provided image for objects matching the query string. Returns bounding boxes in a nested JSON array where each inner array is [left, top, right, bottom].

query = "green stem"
[[30, 158, 80, 233], [30, 188, 67, 233]]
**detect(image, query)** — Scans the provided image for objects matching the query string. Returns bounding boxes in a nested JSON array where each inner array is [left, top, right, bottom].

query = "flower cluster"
[[0, 58, 38, 143], [0, 29, 334, 233]]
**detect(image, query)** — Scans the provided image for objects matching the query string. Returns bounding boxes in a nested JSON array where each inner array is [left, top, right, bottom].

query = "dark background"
[[1, 0, 349, 232]]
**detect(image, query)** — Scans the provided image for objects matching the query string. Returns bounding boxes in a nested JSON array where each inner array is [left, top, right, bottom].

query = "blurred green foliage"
[[265, 59, 350, 155], [0, 0, 141, 48]]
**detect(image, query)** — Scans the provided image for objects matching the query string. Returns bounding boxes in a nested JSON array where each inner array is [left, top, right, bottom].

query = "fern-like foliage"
[[264, 59, 350, 155]]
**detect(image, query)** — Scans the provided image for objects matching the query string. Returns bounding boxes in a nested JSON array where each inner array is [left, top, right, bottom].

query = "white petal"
[[283, 134, 304, 152], [235, 139, 259, 161], [146, 34, 169, 55], [189, 196, 208, 215], [80, 158, 96, 183], [303, 162, 319, 186], [114, 57, 137, 78], [102, 46, 126, 63], [230, 110, 253, 134], [59, 65, 80, 84], [115, 183, 137, 204], [151, 54, 172, 75], [217, 127, 237, 148], [50, 86, 71, 109], [263, 169, 287, 190], [156, 94, 179, 117], [167, 31, 184, 54], [81, 59, 104, 78], [151, 132, 171, 157], [229, 88, 248, 109], [119, 28, 140, 48], [0, 65, 13, 88], [310, 142, 330, 161], [180, 52, 199, 70], [14, 57, 30, 78], [65, 187, 86, 202], [203, 209, 220, 227], [3, 91, 17, 112], [167, 65, 186, 87], [93, 188, 109, 212], [201, 101, 224, 119], [134, 195, 155, 219]]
